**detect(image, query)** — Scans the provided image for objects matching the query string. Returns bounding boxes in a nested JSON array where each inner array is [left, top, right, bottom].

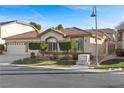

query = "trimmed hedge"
[[0, 44, 4, 54], [29, 41, 47, 50], [115, 48, 124, 57], [30, 52, 36, 59], [29, 42, 40, 50], [13, 58, 41, 64], [59, 41, 71, 51], [57, 60, 76, 65]]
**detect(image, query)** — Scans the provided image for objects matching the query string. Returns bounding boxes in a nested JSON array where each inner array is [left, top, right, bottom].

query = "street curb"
[[6, 64, 124, 73]]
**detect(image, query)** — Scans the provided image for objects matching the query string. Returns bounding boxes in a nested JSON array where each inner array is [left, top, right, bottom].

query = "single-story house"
[[4, 27, 109, 56], [0, 20, 39, 44], [3, 31, 40, 55]]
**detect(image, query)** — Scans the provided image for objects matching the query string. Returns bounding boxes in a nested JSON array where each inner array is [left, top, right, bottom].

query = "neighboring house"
[[0, 20, 39, 44], [86, 28, 116, 54], [99, 28, 116, 41], [117, 29, 124, 49], [4, 27, 109, 56]]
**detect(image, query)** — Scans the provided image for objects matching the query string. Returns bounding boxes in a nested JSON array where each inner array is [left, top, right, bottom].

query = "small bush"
[[59, 40, 71, 51], [59, 56, 72, 60], [100, 59, 124, 65], [50, 56, 58, 60], [29, 42, 40, 50], [57, 60, 76, 65], [90, 55, 94, 60], [30, 52, 36, 59], [13, 58, 41, 64], [0, 44, 4, 54], [72, 53, 78, 60], [115, 48, 124, 57]]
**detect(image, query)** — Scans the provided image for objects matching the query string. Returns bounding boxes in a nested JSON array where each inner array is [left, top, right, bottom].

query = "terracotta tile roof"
[[3, 31, 39, 40], [61, 27, 91, 37], [39, 27, 92, 37], [98, 28, 115, 34], [85, 29, 108, 37], [40, 28, 65, 37]]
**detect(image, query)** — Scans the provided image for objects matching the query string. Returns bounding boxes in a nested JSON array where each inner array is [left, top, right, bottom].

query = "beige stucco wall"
[[0, 38, 4, 44], [41, 31, 64, 41], [83, 37, 106, 55]]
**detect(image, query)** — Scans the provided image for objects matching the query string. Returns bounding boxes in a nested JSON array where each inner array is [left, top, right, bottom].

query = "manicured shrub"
[[90, 55, 94, 60], [72, 53, 78, 60], [29, 41, 48, 56], [59, 56, 72, 60], [13, 58, 40, 64], [30, 52, 36, 59], [29, 42, 40, 50], [57, 60, 76, 65], [39, 41, 48, 56], [50, 56, 58, 60], [0, 44, 4, 54], [71, 40, 78, 51], [115, 48, 124, 57], [59, 40, 71, 52]]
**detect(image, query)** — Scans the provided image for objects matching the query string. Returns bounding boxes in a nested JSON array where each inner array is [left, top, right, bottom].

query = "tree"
[[39, 41, 48, 56], [55, 24, 64, 30], [29, 41, 48, 56], [115, 21, 124, 30], [29, 22, 41, 30], [71, 40, 78, 52], [59, 40, 71, 57], [29, 42, 40, 50], [115, 21, 124, 41], [59, 40, 71, 52]]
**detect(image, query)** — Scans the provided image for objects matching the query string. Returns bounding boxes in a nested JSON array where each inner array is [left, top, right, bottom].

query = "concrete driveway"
[[0, 55, 29, 63]]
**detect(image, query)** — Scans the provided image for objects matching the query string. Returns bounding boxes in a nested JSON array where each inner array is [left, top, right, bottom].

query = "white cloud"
[[64, 5, 92, 11], [30, 9, 45, 20]]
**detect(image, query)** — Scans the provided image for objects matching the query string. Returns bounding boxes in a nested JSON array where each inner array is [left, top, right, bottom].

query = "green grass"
[[12, 58, 76, 66], [96, 59, 124, 69], [32, 60, 58, 65]]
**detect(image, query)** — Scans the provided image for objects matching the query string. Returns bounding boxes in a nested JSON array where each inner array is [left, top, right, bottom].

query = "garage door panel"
[[7, 45, 26, 55]]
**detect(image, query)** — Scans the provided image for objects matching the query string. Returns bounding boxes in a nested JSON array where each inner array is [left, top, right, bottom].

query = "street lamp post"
[[91, 6, 99, 65]]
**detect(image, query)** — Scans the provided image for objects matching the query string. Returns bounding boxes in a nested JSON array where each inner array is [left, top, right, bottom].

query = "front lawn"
[[96, 59, 124, 69], [12, 58, 76, 66]]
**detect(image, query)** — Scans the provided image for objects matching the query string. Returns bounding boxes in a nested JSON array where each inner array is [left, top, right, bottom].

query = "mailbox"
[[76, 54, 90, 65]]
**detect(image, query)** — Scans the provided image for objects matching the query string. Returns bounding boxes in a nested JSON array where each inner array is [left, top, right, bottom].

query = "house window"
[[77, 39, 84, 51], [48, 42, 57, 51]]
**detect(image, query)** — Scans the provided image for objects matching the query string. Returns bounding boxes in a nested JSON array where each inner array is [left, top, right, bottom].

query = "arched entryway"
[[46, 37, 58, 51]]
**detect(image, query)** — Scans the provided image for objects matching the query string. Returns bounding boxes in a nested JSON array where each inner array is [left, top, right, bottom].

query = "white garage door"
[[7, 43, 27, 55]]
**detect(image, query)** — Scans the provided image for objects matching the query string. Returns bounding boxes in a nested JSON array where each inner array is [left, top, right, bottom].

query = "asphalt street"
[[0, 65, 124, 88]]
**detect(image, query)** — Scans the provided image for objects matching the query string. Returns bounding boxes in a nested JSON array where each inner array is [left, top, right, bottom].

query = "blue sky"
[[0, 5, 124, 30]]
